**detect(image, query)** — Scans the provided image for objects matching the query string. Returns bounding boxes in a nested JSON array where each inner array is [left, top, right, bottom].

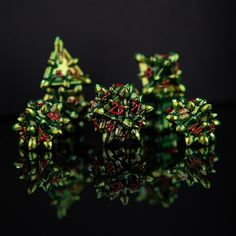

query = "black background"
[[0, 0, 235, 116], [0, 0, 235, 235]]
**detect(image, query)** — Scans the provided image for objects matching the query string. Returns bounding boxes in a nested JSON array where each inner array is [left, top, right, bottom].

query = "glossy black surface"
[[0, 105, 233, 235]]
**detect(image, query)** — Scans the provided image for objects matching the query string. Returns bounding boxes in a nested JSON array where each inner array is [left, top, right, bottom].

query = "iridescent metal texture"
[[166, 98, 220, 146], [40, 37, 91, 130], [13, 100, 70, 150], [88, 83, 153, 144], [135, 52, 186, 132]]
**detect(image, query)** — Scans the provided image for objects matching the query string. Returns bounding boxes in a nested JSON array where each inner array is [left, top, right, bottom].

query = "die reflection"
[[15, 132, 91, 219], [14, 129, 218, 219], [89, 145, 147, 205]]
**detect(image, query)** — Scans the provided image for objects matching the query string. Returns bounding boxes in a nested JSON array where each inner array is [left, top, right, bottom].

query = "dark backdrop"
[[1, 0, 235, 116], [0, 1, 235, 235]]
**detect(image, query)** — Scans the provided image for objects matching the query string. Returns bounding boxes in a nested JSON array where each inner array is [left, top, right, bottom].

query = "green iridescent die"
[[13, 100, 70, 150], [135, 52, 186, 132], [40, 37, 91, 130], [88, 83, 153, 143], [166, 98, 220, 146]]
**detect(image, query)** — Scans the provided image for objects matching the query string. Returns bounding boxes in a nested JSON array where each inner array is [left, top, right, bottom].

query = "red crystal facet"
[[209, 124, 216, 132], [166, 107, 173, 113], [102, 92, 111, 100], [162, 79, 171, 88], [113, 83, 124, 87], [47, 112, 61, 121], [188, 123, 203, 135], [106, 163, 114, 174], [93, 120, 100, 130], [138, 120, 144, 127], [144, 67, 153, 78], [131, 100, 141, 114], [39, 134, 48, 143], [188, 123, 198, 132], [21, 127, 27, 133], [55, 70, 62, 76], [193, 126, 203, 135], [106, 122, 114, 132], [19, 127, 27, 141], [130, 179, 140, 191], [109, 102, 124, 115], [38, 127, 43, 134], [110, 181, 124, 192]]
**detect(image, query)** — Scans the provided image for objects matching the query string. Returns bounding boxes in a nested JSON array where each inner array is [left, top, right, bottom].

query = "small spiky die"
[[89, 146, 147, 205], [40, 37, 91, 97], [167, 145, 218, 188], [135, 53, 186, 132], [13, 100, 70, 150], [166, 98, 220, 146], [135, 52, 186, 100], [14, 150, 71, 194], [88, 83, 153, 143]]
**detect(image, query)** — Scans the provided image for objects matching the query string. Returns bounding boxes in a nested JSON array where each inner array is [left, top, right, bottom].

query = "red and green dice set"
[[13, 37, 220, 150]]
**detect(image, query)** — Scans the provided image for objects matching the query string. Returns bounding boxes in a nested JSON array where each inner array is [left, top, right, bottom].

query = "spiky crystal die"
[[135, 52, 186, 99], [135, 52, 186, 132], [40, 37, 91, 130], [13, 100, 70, 150], [41, 37, 91, 97], [166, 98, 220, 146], [88, 83, 153, 143]]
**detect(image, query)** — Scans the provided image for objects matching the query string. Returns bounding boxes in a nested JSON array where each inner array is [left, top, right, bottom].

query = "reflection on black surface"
[[14, 128, 218, 219], [89, 145, 147, 205]]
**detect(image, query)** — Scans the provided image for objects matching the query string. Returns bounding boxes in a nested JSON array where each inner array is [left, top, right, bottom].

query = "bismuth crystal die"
[[13, 100, 70, 150], [166, 98, 220, 146], [135, 52, 186, 132], [40, 37, 91, 130], [88, 83, 153, 144]]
